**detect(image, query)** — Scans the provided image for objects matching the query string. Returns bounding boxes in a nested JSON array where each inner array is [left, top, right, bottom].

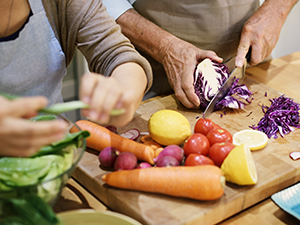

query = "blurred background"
[[63, 1, 300, 122]]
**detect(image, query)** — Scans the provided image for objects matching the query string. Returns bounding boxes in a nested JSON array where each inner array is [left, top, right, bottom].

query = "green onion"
[[39, 101, 89, 114], [1, 93, 126, 116], [40, 100, 126, 116]]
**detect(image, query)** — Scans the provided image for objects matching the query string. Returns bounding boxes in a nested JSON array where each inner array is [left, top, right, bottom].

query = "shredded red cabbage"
[[194, 59, 253, 110], [250, 95, 300, 138]]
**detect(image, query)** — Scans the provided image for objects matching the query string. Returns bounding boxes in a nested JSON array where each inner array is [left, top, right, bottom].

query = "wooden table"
[[55, 52, 300, 224]]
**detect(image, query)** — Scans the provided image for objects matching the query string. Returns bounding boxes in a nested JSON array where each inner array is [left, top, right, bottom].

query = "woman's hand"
[[80, 62, 147, 127], [0, 96, 68, 157]]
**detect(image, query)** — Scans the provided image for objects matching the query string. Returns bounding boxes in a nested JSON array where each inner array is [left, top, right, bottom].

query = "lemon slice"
[[148, 110, 191, 146], [232, 129, 268, 151], [221, 143, 257, 185]]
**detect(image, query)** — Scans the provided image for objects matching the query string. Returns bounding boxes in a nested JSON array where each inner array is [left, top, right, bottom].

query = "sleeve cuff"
[[102, 0, 133, 20]]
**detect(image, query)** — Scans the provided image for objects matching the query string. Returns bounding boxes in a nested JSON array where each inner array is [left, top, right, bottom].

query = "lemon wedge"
[[232, 129, 268, 151], [221, 143, 257, 185], [148, 110, 191, 146]]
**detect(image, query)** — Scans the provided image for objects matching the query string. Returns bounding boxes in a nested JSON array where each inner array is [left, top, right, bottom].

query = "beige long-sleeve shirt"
[[42, 0, 152, 92]]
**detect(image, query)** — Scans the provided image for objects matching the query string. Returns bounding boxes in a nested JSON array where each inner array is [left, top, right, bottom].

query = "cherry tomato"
[[194, 118, 221, 135], [208, 142, 235, 167], [183, 133, 210, 157], [184, 154, 215, 166], [206, 128, 233, 145]]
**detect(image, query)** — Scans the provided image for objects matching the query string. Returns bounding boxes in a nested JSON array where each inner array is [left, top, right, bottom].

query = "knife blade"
[[202, 58, 247, 118]]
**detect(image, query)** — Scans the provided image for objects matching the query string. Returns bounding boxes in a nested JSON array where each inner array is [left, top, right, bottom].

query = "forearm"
[[111, 62, 148, 99], [260, 0, 298, 20], [116, 9, 177, 64]]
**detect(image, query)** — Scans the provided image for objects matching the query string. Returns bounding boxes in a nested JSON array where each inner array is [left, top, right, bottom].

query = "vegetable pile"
[[0, 115, 89, 224], [194, 59, 252, 111], [74, 108, 266, 201], [0, 130, 89, 203], [74, 116, 238, 200], [250, 95, 300, 138]]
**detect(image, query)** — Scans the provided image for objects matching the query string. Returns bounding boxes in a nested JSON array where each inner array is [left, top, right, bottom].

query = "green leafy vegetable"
[[32, 131, 90, 157], [0, 196, 64, 225]]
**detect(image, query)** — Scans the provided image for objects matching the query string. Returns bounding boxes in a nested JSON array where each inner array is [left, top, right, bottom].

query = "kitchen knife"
[[202, 57, 247, 118]]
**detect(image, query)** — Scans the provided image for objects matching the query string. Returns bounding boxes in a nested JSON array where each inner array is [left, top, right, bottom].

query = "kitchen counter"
[[55, 52, 300, 224]]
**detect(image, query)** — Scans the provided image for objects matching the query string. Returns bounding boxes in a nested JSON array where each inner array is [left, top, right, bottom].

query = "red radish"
[[114, 152, 138, 171], [156, 156, 180, 167], [154, 145, 184, 163], [105, 125, 117, 134], [136, 162, 152, 169], [120, 128, 140, 140], [99, 147, 120, 168]]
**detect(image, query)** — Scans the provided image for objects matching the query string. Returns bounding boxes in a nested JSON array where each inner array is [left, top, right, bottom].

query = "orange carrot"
[[102, 165, 225, 201], [71, 120, 155, 164], [140, 135, 162, 150], [154, 147, 164, 158]]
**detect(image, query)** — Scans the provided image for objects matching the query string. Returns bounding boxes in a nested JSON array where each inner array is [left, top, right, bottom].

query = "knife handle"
[[246, 47, 252, 63]]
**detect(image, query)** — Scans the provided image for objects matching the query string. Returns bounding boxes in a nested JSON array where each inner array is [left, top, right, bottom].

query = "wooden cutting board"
[[73, 59, 300, 225]]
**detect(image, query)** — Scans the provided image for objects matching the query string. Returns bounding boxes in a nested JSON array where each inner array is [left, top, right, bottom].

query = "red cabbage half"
[[194, 59, 252, 110], [250, 95, 300, 138]]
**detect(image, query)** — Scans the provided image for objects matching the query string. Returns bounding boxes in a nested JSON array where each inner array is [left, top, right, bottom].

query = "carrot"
[[154, 147, 164, 158], [71, 120, 155, 164], [102, 165, 225, 201], [140, 135, 162, 150]]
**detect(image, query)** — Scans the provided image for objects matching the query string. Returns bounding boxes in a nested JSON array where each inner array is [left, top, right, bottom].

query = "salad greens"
[[32, 130, 90, 157], [0, 114, 90, 224], [0, 196, 64, 225]]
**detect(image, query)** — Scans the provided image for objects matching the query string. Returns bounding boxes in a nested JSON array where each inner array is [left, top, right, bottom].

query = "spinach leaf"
[[32, 131, 90, 157], [0, 196, 64, 225]]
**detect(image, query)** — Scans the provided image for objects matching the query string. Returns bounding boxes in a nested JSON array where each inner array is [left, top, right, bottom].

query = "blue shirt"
[[102, 0, 135, 19]]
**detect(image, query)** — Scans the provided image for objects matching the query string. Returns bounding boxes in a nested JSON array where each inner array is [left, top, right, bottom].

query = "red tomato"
[[194, 118, 221, 135], [184, 154, 215, 166], [183, 133, 210, 157], [208, 142, 235, 167], [206, 128, 233, 145]]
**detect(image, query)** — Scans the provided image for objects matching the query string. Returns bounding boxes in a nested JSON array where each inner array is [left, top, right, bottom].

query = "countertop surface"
[[55, 52, 300, 225]]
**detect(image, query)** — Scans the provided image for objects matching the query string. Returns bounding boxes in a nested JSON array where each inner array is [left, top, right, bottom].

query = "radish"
[[114, 152, 138, 171], [98, 147, 120, 168], [120, 128, 140, 140], [136, 162, 152, 169], [154, 145, 184, 164], [105, 125, 117, 134], [156, 156, 180, 167]]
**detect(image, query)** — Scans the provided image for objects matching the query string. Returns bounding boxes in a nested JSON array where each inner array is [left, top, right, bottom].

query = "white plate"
[[271, 182, 300, 220], [58, 209, 142, 225]]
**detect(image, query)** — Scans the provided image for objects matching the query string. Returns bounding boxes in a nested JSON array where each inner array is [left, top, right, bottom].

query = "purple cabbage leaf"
[[194, 59, 253, 110]]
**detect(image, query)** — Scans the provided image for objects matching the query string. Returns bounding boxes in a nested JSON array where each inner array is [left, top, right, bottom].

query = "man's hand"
[[160, 36, 222, 108], [117, 9, 222, 108], [236, 0, 298, 67]]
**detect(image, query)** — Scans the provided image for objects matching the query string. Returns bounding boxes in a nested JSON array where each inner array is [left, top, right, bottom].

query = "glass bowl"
[[0, 114, 86, 207]]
